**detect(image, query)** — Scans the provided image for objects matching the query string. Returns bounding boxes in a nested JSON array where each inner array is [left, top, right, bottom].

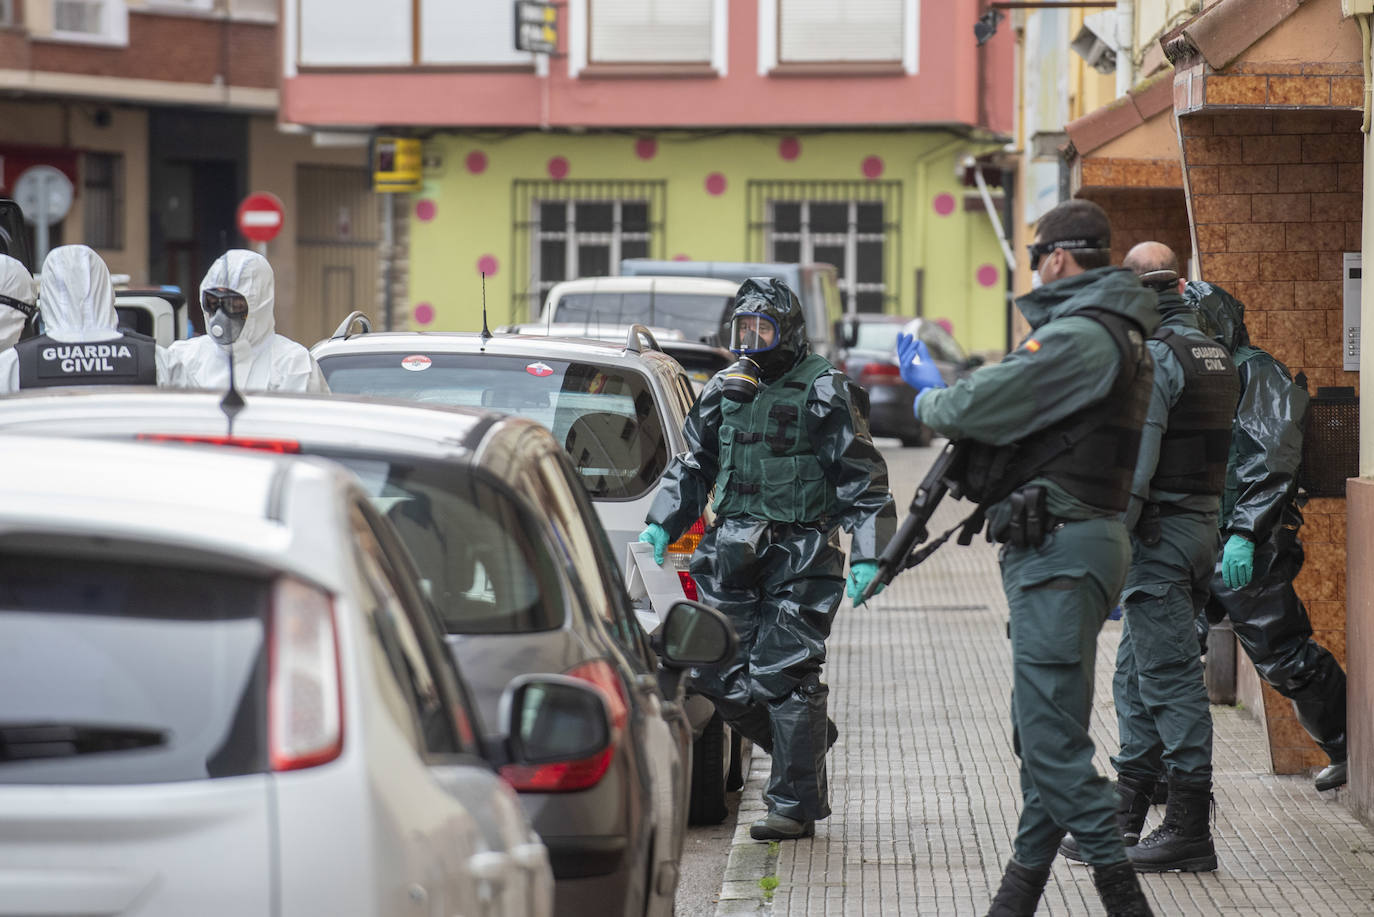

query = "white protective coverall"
[[0, 245, 171, 393], [166, 250, 328, 393], [0, 254, 36, 352]]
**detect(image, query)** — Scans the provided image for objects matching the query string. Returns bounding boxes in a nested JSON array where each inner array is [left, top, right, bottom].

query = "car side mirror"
[[492, 674, 612, 767], [655, 600, 737, 668], [834, 321, 857, 348]]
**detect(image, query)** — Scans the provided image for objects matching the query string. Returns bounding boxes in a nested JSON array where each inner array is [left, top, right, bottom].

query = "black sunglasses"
[[1027, 238, 1106, 272]]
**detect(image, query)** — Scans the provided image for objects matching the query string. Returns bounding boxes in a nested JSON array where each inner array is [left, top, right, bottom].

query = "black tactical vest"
[[1150, 327, 1241, 495], [17, 331, 157, 389], [1024, 308, 1153, 513]]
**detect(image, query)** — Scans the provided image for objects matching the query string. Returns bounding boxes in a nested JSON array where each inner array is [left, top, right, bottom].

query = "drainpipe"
[[1115, 0, 1135, 98], [1358, 9, 1374, 475]]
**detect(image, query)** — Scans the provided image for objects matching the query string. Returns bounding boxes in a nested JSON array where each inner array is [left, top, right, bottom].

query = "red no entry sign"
[[236, 192, 285, 243]]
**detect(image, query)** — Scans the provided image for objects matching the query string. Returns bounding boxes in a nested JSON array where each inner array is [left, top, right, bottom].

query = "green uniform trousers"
[[1111, 510, 1216, 784], [1003, 516, 1132, 868]]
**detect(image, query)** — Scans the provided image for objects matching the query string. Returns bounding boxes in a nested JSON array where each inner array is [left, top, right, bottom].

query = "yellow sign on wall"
[[374, 137, 423, 192]]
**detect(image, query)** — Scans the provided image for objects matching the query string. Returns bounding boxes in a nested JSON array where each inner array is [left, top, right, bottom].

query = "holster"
[[990, 485, 1050, 549], [1136, 501, 1162, 547]]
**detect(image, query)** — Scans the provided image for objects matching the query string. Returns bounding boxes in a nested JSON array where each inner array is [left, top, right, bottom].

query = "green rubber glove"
[[638, 523, 670, 565], [1221, 534, 1255, 590], [846, 560, 883, 606]]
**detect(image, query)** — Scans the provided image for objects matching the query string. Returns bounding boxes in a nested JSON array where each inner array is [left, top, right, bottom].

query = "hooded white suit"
[[166, 250, 328, 393], [0, 255, 36, 353], [0, 245, 170, 393]]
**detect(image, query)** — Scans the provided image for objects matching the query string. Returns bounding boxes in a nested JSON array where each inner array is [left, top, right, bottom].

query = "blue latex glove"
[[638, 523, 670, 565], [846, 560, 883, 606], [896, 334, 948, 400], [1221, 534, 1255, 590]]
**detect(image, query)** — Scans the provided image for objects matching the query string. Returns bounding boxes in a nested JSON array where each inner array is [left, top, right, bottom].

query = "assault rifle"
[[859, 440, 985, 603]]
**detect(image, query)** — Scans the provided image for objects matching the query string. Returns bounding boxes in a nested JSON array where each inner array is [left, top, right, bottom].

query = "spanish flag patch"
[[1025, 339, 1041, 353]]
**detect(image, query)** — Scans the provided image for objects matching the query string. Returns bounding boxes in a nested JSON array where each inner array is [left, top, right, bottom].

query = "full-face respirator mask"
[[722, 311, 780, 403]]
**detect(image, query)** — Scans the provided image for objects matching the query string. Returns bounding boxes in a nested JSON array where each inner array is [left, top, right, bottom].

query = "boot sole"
[[1130, 854, 1218, 873], [750, 824, 814, 841]]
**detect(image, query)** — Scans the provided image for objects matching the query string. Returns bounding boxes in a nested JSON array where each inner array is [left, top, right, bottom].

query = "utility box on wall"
[[1344, 251, 1360, 372]]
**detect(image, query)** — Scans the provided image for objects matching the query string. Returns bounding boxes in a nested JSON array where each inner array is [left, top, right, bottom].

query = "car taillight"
[[859, 363, 902, 385], [665, 516, 704, 599], [268, 577, 343, 772], [138, 433, 301, 454], [499, 659, 626, 794]]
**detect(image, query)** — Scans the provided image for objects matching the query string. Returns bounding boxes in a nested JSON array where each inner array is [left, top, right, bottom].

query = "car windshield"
[[313, 452, 566, 636], [853, 322, 903, 353], [0, 552, 270, 785], [553, 292, 733, 344], [320, 352, 670, 499]]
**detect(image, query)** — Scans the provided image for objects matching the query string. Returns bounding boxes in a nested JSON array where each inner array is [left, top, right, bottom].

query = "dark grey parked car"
[[834, 314, 981, 446], [0, 389, 734, 917]]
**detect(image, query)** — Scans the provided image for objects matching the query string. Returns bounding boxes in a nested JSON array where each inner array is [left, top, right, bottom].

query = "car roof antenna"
[[480, 270, 492, 350], [219, 344, 246, 436]]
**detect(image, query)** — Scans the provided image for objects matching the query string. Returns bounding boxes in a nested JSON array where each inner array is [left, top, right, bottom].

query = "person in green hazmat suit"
[[1057, 242, 1239, 875], [899, 200, 1155, 917], [1187, 280, 1348, 793], [638, 277, 895, 842]]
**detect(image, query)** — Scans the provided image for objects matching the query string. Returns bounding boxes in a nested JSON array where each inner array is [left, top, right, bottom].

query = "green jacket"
[[918, 266, 1160, 521]]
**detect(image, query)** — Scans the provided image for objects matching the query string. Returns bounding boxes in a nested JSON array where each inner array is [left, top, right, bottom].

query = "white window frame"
[[766, 200, 887, 313], [531, 199, 651, 301], [569, 0, 727, 77], [757, 0, 918, 74], [143, 0, 216, 13], [0, 0, 14, 26], [49, 0, 130, 46]]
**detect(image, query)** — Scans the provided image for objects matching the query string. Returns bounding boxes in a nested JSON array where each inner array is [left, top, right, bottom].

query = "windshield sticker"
[[401, 354, 432, 372], [526, 361, 555, 377]]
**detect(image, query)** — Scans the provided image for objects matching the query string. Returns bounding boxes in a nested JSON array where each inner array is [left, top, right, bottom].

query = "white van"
[[537, 275, 740, 347]]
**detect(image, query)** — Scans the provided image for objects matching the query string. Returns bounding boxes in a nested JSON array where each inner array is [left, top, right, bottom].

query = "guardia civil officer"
[[0, 245, 169, 392], [1057, 242, 1238, 874], [637, 277, 895, 842], [899, 200, 1155, 916], [1188, 281, 1348, 793], [166, 250, 328, 393]]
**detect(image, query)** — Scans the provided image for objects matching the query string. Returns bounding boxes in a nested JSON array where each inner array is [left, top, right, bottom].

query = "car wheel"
[[726, 728, 751, 791], [688, 713, 730, 825]]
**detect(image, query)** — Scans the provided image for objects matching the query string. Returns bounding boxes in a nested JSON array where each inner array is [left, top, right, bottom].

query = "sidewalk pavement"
[[714, 444, 1374, 916]]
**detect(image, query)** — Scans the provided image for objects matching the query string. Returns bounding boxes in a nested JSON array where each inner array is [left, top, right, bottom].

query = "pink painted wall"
[[282, 0, 1013, 134]]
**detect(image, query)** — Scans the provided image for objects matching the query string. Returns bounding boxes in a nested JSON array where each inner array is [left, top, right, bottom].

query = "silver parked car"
[[311, 326, 750, 824], [0, 433, 587, 917], [0, 391, 734, 917]]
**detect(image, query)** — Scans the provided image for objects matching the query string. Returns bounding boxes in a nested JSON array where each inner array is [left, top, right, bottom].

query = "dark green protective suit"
[[1111, 290, 1239, 788], [1187, 282, 1347, 765], [647, 280, 895, 823], [919, 267, 1158, 869]]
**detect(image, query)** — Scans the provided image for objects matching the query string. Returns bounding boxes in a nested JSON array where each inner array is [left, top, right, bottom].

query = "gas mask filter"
[[203, 286, 248, 346], [720, 355, 763, 403]]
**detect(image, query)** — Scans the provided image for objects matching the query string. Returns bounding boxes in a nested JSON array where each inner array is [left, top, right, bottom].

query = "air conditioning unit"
[[1070, 11, 1118, 75]]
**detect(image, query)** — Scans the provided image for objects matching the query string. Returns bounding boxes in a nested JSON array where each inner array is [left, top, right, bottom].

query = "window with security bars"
[[749, 182, 900, 313], [779, 0, 903, 63], [512, 181, 666, 321], [82, 153, 124, 250], [591, 0, 712, 63]]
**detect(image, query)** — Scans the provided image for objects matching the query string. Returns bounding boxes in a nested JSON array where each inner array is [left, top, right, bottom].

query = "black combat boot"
[[985, 859, 1050, 917], [1126, 781, 1217, 872], [1058, 772, 1154, 862], [1091, 860, 1155, 916]]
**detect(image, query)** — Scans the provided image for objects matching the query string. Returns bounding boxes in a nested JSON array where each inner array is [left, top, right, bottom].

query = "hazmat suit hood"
[[730, 277, 809, 381], [200, 250, 276, 361], [1184, 280, 1250, 353], [1013, 266, 1160, 338], [38, 245, 122, 343], [0, 254, 36, 351]]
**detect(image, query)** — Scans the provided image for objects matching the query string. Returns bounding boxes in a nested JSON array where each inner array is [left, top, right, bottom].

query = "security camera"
[[1071, 11, 1118, 75]]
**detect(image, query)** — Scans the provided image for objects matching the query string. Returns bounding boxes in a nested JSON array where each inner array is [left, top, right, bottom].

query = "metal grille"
[[512, 180, 667, 323], [1301, 386, 1358, 498], [81, 152, 123, 250], [747, 180, 901, 313]]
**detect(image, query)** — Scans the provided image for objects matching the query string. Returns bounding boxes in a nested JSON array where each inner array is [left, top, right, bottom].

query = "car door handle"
[[468, 850, 514, 885]]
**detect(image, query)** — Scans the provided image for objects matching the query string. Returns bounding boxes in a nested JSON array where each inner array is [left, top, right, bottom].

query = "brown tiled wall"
[[30, 14, 275, 90], [1180, 108, 1359, 774], [1079, 187, 1192, 269]]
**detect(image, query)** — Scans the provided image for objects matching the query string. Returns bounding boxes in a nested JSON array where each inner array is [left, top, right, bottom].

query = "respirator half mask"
[[203, 286, 249, 345]]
